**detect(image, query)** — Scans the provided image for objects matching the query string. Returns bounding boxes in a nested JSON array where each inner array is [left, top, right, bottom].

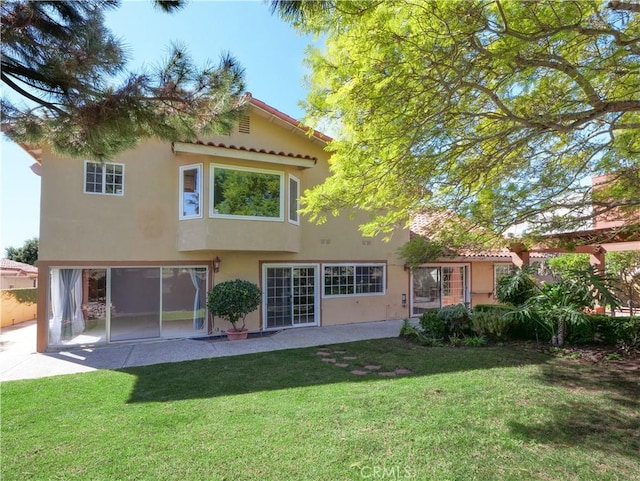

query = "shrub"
[[207, 279, 261, 331], [399, 318, 421, 342], [419, 310, 446, 339], [568, 314, 640, 346], [438, 303, 471, 337], [462, 335, 487, 347], [470, 310, 511, 340], [495, 266, 538, 306]]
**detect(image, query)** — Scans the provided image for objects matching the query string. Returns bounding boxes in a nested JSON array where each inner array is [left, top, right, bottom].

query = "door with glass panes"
[[411, 265, 469, 316], [264, 265, 319, 329]]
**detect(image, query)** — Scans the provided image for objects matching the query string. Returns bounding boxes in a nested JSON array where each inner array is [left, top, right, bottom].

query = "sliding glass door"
[[48, 266, 208, 348], [411, 265, 469, 316], [110, 268, 161, 342], [264, 265, 319, 329]]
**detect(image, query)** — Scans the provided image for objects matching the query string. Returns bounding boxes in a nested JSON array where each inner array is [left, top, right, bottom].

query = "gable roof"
[[18, 95, 332, 166], [0, 258, 38, 275], [248, 95, 333, 144]]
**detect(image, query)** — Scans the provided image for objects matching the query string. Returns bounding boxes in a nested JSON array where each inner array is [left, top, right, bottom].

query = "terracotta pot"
[[226, 328, 249, 341]]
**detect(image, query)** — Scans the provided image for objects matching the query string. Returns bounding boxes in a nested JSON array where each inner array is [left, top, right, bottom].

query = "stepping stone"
[[364, 365, 381, 371], [351, 370, 369, 375], [378, 371, 397, 377], [395, 368, 412, 375], [335, 363, 349, 368], [343, 356, 358, 360], [321, 358, 337, 363], [316, 351, 331, 356], [333, 350, 347, 354]]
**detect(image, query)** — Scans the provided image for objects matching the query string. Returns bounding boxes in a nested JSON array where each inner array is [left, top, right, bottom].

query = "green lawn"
[[2, 339, 638, 481]]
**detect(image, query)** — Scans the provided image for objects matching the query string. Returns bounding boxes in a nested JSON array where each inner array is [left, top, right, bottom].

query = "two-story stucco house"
[[22, 96, 514, 352]]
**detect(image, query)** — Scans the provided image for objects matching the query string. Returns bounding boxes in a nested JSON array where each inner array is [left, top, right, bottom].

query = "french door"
[[411, 265, 469, 316], [263, 265, 319, 329]]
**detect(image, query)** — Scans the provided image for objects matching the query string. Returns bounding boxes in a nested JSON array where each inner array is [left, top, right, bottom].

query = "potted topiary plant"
[[207, 279, 261, 340]]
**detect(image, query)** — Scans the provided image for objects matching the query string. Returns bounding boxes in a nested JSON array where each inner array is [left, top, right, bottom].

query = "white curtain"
[[49, 268, 83, 345], [189, 268, 205, 330]]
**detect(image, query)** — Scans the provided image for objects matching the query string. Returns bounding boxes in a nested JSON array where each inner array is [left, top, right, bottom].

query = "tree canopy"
[[273, 0, 640, 245], [5, 237, 38, 266], [1, 0, 247, 161]]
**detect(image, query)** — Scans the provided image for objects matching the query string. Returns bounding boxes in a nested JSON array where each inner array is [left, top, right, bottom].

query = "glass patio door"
[[110, 268, 161, 342], [412, 265, 469, 316], [264, 265, 318, 329]]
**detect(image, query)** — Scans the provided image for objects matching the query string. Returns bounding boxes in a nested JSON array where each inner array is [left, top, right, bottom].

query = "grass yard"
[[2, 339, 638, 480]]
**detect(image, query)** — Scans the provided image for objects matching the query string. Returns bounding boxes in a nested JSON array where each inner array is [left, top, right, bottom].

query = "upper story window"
[[84, 161, 124, 195], [289, 174, 300, 225], [179, 164, 202, 219], [210, 164, 283, 221], [323, 263, 386, 297]]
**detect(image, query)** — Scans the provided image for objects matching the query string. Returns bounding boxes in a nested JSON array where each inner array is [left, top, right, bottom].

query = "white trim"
[[83, 160, 125, 196], [173, 142, 316, 169], [288, 174, 300, 225], [262, 263, 320, 330], [209, 163, 284, 221], [179, 163, 203, 220], [410, 263, 470, 316], [322, 262, 387, 298]]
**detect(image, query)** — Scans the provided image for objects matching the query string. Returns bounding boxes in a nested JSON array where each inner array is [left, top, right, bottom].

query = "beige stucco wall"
[[1, 275, 37, 290], [470, 261, 500, 306], [1, 290, 37, 327], [36, 105, 412, 350]]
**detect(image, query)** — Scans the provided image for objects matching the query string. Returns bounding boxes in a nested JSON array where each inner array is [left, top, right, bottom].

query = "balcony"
[[177, 217, 300, 252]]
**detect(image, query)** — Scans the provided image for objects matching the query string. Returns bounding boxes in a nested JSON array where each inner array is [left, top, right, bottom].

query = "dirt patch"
[[514, 341, 640, 371]]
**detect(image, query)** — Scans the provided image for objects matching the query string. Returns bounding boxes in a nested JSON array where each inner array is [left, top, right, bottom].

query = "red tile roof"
[[191, 141, 319, 162], [0, 258, 38, 274]]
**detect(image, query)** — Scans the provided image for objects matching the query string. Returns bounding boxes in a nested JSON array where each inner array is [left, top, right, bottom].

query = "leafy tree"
[[397, 236, 448, 271], [607, 251, 640, 315], [213, 169, 281, 218], [1, 0, 247, 161], [272, 0, 640, 244], [546, 254, 591, 279], [5, 237, 38, 266]]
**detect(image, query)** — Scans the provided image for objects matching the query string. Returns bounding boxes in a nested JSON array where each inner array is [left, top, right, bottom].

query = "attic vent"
[[238, 115, 250, 134]]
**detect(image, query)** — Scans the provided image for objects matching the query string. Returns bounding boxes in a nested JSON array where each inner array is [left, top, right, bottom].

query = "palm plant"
[[514, 266, 621, 346]]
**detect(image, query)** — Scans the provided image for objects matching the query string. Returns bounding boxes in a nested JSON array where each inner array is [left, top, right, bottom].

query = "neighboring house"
[[1, 259, 38, 327], [1, 258, 38, 289], [21, 96, 518, 352]]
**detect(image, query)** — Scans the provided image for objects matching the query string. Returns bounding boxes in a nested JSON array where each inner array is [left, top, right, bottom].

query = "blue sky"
[[1, 0, 316, 252]]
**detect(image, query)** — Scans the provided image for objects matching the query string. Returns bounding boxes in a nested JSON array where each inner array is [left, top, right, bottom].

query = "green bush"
[[462, 335, 487, 347], [470, 310, 511, 340], [438, 304, 471, 336], [2, 288, 37, 305], [399, 318, 421, 342], [419, 309, 446, 339], [495, 267, 538, 306], [567, 315, 640, 346], [206, 279, 261, 331]]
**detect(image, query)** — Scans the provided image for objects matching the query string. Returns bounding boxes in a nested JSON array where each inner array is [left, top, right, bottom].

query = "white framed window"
[[494, 263, 516, 296], [323, 263, 386, 297], [84, 161, 124, 195], [209, 164, 284, 221], [179, 164, 202, 219], [288, 174, 300, 225]]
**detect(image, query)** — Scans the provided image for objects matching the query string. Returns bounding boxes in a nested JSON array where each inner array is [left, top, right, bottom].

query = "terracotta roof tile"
[[1, 258, 38, 274], [192, 141, 319, 162]]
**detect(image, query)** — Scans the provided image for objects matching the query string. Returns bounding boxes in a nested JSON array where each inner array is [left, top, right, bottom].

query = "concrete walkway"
[[0, 319, 404, 382]]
